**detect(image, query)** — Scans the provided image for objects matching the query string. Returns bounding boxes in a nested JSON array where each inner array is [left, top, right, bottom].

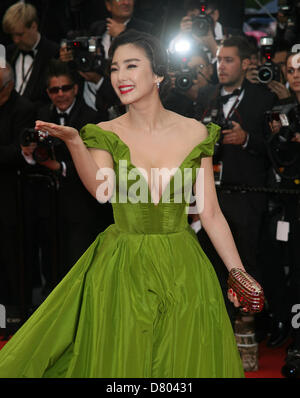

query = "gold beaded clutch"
[[227, 268, 264, 313]]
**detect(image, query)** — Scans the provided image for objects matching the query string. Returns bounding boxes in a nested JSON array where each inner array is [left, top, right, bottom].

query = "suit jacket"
[[90, 16, 153, 38], [196, 79, 277, 187], [0, 90, 36, 225], [6, 36, 59, 106]]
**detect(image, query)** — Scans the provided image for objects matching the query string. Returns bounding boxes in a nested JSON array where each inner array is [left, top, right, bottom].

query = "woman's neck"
[[127, 96, 168, 134]]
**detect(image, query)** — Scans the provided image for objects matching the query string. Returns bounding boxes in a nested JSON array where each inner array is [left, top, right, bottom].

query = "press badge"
[[276, 220, 290, 242]]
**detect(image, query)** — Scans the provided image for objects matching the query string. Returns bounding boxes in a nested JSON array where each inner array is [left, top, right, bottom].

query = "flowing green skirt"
[[0, 224, 244, 378]]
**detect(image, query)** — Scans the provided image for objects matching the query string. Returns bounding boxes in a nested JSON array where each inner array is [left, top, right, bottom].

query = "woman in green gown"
[[0, 30, 246, 378]]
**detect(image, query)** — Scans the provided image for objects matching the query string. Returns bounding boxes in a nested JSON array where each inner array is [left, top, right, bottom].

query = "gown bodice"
[[80, 123, 220, 234]]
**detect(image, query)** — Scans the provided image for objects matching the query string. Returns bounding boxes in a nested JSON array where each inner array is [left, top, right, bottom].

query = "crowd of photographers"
[[0, 0, 300, 377]]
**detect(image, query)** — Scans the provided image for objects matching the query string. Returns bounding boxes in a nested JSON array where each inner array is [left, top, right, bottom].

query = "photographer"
[[60, 0, 153, 118], [164, 44, 213, 117], [170, 1, 223, 84], [195, 36, 277, 322], [20, 60, 113, 305], [275, 0, 300, 48], [59, 35, 118, 120], [0, 63, 35, 325], [180, 0, 224, 43], [259, 51, 300, 377], [246, 37, 291, 103]]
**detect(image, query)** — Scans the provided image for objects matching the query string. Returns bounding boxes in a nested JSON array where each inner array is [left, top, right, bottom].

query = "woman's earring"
[[156, 81, 160, 89]]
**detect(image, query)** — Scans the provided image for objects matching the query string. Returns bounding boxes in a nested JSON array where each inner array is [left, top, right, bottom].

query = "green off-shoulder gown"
[[0, 123, 244, 378]]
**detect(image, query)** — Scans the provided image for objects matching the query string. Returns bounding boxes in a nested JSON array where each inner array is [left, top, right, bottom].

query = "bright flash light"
[[174, 39, 191, 54]]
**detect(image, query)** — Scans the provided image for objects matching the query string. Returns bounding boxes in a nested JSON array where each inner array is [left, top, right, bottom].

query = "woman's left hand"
[[228, 289, 249, 312], [227, 289, 240, 307]]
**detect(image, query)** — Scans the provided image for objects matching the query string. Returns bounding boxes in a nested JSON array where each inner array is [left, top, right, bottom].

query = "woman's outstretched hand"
[[35, 120, 79, 144]]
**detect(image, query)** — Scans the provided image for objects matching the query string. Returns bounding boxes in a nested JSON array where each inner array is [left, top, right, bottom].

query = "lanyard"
[[19, 54, 34, 95]]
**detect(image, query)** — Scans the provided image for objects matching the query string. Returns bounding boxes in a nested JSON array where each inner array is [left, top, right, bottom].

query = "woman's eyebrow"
[[111, 58, 141, 66]]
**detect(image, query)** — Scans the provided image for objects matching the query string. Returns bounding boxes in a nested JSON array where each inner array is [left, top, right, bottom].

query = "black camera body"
[[168, 52, 197, 92], [266, 103, 300, 143], [64, 36, 106, 73], [191, 1, 214, 37], [203, 107, 233, 146], [265, 103, 300, 179], [257, 37, 281, 84], [20, 128, 60, 163]]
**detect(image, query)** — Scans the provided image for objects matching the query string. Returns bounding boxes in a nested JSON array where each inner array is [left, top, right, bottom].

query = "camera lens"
[[176, 74, 193, 91], [258, 66, 273, 84], [192, 18, 210, 37]]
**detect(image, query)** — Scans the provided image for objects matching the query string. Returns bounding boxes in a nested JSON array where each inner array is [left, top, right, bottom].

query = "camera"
[[266, 103, 300, 143], [168, 54, 197, 92], [20, 128, 60, 163], [265, 103, 300, 178], [168, 39, 198, 92], [191, 2, 214, 37], [203, 107, 233, 147], [63, 36, 106, 73], [257, 37, 281, 84]]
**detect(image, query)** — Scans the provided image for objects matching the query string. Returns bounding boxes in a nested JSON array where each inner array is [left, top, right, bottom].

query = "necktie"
[[220, 88, 242, 104], [58, 113, 68, 125], [21, 50, 35, 58]]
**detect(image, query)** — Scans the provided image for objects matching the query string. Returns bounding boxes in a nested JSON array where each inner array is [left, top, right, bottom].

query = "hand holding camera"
[[267, 80, 290, 100], [222, 121, 248, 146]]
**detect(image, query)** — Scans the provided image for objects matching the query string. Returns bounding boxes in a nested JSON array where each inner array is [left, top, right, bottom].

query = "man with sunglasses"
[[20, 60, 113, 306]]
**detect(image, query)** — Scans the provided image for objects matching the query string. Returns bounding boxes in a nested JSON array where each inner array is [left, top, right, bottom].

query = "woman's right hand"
[[35, 121, 79, 144]]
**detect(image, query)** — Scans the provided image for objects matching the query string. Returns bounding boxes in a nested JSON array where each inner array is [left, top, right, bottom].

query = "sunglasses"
[[48, 84, 74, 94]]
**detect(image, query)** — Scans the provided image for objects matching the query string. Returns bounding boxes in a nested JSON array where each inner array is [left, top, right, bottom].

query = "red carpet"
[[0, 337, 289, 378], [244, 339, 289, 378]]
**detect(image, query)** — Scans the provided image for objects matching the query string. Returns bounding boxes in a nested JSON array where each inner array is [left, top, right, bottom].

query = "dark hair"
[[108, 29, 171, 98], [45, 59, 78, 87], [285, 50, 300, 66], [221, 36, 252, 61]]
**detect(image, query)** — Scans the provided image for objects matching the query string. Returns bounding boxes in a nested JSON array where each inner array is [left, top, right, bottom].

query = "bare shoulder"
[[97, 114, 128, 133], [170, 112, 208, 143]]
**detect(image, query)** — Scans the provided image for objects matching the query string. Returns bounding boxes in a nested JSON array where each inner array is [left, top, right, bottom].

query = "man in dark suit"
[[0, 62, 35, 325], [2, 2, 59, 106], [21, 60, 113, 303], [90, 0, 154, 58], [195, 36, 277, 322]]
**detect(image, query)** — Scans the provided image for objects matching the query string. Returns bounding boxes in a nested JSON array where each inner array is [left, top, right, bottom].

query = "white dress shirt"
[[15, 33, 41, 95]]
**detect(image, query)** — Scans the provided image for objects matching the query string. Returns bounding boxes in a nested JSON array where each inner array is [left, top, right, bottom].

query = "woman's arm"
[[35, 121, 114, 202], [193, 156, 245, 308], [194, 156, 245, 272]]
